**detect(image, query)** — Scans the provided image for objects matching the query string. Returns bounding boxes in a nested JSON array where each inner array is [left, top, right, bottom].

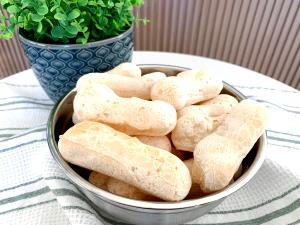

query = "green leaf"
[[31, 14, 43, 22], [98, 0, 105, 7], [67, 9, 80, 20], [60, 19, 67, 26], [78, 0, 88, 6], [9, 15, 17, 24], [76, 31, 90, 44], [0, 24, 6, 30], [0, 0, 9, 5], [7, 24, 14, 32], [81, 26, 88, 33], [54, 12, 66, 20], [51, 26, 64, 38], [65, 25, 78, 35], [115, 2, 123, 8], [89, 7, 96, 14], [76, 37, 86, 44], [44, 18, 53, 27], [7, 5, 18, 14], [50, 5, 58, 12], [17, 15, 24, 24], [65, 32, 76, 38], [131, 0, 143, 6], [143, 18, 150, 25], [99, 16, 108, 25], [95, 23, 102, 30], [83, 31, 89, 38], [37, 5, 48, 16], [115, 2, 123, 14], [1, 31, 13, 39], [37, 21, 42, 33], [107, 0, 114, 8], [87, 1, 97, 6], [21, 0, 33, 8], [112, 19, 120, 29]]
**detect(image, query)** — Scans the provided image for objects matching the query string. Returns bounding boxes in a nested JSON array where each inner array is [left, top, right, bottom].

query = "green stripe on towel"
[[1, 127, 46, 142], [267, 136, 300, 145], [210, 183, 300, 214], [0, 96, 51, 102], [195, 199, 300, 225], [233, 85, 298, 93], [0, 107, 51, 111], [267, 130, 300, 138], [0, 139, 47, 153], [0, 100, 53, 107], [53, 188, 88, 203], [0, 178, 43, 193], [0, 187, 50, 205], [0, 199, 56, 216]]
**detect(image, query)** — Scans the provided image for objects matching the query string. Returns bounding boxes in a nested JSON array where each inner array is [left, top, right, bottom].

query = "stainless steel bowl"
[[47, 65, 267, 225]]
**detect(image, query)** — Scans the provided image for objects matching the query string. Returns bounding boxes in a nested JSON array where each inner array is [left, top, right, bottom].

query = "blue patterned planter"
[[19, 26, 133, 103]]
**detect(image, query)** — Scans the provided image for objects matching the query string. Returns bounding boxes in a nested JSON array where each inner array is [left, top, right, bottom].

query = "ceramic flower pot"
[[19, 26, 133, 103]]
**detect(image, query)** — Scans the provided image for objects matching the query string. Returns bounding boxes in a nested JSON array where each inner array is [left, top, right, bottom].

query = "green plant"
[[0, 0, 147, 44]]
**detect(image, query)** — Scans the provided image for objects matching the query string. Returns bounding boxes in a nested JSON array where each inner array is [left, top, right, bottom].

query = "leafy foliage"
[[0, 0, 147, 44]]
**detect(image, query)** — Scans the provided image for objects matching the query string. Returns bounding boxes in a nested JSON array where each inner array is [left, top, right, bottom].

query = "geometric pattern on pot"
[[19, 26, 134, 103]]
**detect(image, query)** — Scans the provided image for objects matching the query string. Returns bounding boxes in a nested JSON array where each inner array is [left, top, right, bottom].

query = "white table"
[[0, 52, 299, 225]]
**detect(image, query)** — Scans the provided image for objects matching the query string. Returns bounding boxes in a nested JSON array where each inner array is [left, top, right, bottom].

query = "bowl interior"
[[48, 64, 266, 209]]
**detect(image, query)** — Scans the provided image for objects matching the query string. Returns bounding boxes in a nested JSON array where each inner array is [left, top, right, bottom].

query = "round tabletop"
[[0, 51, 299, 225]]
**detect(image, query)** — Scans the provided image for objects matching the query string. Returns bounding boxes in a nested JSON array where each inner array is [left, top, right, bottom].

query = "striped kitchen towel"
[[0, 69, 299, 225]]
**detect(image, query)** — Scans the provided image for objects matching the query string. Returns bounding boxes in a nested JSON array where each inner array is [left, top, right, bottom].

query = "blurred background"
[[1, 0, 300, 90]]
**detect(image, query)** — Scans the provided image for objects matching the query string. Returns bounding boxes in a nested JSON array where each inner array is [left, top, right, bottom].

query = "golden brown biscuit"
[[151, 70, 223, 110], [172, 94, 238, 151], [88, 171, 110, 190], [58, 121, 192, 201], [73, 84, 177, 136], [192, 100, 267, 193], [76, 72, 166, 100], [136, 135, 172, 152], [107, 62, 141, 77]]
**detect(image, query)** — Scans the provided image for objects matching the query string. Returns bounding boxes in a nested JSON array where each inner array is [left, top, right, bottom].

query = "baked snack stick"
[[151, 70, 223, 110], [58, 121, 191, 201], [76, 72, 166, 100], [136, 135, 172, 152], [192, 99, 267, 193], [89, 171, 157, 200], [172, 94, 238, 151], [73, 84, 177, 136]]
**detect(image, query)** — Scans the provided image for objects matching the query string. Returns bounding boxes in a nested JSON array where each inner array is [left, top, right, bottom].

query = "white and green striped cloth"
[[0, 52, 299, 225]]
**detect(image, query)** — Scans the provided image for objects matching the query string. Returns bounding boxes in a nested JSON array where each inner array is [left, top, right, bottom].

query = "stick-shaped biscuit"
[[106, 178, 157, 201], [192, 99, 267, 193], [58, 121, 191, 201], [89, 171, 156, 200], [172, 94, 238, 151], [151, 70, 223, 110], [89, 171, 110, 190], [76, 72, 166, 100], [177, 70, 223, 106], [136, 135, 172, 152], [73, 84, 177, 136], [107, 62, 141, 77], [90, 135, 172, 200], [183, 159, 205, 199]]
